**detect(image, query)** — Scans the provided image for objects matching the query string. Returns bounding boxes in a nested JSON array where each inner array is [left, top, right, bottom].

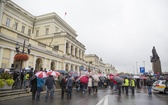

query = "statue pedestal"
[[152, 60, 162, 75]]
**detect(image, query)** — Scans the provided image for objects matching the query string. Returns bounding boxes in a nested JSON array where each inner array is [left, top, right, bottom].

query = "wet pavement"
[[0, 87, 168, 105]]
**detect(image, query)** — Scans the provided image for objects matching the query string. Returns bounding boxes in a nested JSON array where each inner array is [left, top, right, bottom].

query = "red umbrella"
[[109, 75, 114, 81], [80, 76, 89, 84], [47, 71, 60, 77], [35, 71, 47, 78]]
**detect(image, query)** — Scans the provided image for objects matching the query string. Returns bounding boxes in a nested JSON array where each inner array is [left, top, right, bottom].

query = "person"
[[20, 69, 25, 88], [88, 76, 93, 94], [60, 74, 67, 99], [12, 70, 19, 89], [29, 68, 34, 80], [45, 75, 56, 102], [93, 79, 99, 93], [36, 77, 45, 101], [136, 78, 141, 90], [130, 78, 136, 95], [30, 75, 37, 100], [66, 75, 73, 99], [124, 77, 129, 95], [146, 76, 153, 94]]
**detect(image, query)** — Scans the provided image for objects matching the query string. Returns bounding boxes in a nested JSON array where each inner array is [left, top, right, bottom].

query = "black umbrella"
[[55, 70, 68, 74]]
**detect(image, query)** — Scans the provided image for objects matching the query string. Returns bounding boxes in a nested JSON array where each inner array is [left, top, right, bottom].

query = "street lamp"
[[14, 39, 31, 88]]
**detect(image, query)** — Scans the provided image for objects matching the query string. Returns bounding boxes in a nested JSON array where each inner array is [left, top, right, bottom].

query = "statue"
[[150, 46, 162, 75], [151, 46, 159, 62]]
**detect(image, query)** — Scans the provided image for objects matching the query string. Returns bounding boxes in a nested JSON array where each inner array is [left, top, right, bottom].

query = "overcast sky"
[[12, 0, 168, 73]]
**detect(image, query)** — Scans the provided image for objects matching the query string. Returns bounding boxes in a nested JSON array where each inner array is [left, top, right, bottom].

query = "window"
[[45, 28, 49, 35], [28, 29, 31, 36], [53, 46, 59, 51], [14, 22, 18, 30], [21, 26, 25, 33], [36, 30, 39, 36], [6, 18, 10, 27]]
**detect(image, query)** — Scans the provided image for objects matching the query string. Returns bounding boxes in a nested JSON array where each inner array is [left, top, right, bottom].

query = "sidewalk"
[[0, 88, 61, 102]]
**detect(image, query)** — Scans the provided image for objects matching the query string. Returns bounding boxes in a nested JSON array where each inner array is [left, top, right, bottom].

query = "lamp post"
[[15, 39, 31, 88]]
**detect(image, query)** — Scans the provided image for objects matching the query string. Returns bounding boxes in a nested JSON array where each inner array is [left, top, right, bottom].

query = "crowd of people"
[[1, 68, 168, 102]]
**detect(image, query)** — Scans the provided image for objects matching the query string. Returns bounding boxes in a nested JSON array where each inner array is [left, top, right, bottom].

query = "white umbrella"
[[133, 75, 140, 79], [92, 74, 100, 82]]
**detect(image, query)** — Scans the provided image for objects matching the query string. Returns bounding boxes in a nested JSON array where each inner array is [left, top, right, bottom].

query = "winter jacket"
[[146, 78, 153, 86], [66, 77, 73, 87], [37, 78, 45, 87], [45, 75, 56, 89]]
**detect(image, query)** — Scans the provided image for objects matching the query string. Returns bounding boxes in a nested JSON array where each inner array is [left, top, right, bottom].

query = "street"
[[0, 87, 168, 105]]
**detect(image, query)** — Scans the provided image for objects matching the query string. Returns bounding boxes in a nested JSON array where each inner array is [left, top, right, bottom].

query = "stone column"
[[0, 0, 7, 26], [33, 55, 36, 70], [44, 58, 46, 69], [0, 47, 4, 67], [9, 50, 14, 67], [48, 59, 51, 70]]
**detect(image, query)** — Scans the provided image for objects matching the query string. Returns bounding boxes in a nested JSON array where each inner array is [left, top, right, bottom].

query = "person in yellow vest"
[[130, 78, 136, 95], [124, 77, 129, 95]]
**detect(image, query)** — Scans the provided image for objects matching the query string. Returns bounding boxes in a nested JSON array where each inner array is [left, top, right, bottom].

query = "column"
[[48, 59, 51, 70], [68, 43, 71, 55], [0, 0, 6, 26], [33, 55, 36, 69], [0, 47, 4, 67], [9, 49, 14, 67], [44, 58, 46, 69], [55, 61, 58, 70]]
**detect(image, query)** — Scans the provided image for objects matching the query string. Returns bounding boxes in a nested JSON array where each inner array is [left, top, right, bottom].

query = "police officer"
[[130, 78, 135, 95], [124, 77, 129, 95]]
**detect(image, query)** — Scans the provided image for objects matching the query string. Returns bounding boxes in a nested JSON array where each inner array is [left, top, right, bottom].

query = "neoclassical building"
[[85, 54, 117, 74], [0, 0, 117, 74], [0, 0, 86, 72]]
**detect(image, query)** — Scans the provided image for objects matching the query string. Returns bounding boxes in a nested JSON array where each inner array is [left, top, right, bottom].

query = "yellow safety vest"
[[25, 74, 29, 80], [124, 79, 129, 86], [130, 80, 135, 87]]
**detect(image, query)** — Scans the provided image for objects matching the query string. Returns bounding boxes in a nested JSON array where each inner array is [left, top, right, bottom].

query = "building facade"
[[0, 0, 117, 74], [0, 0, 86, 73]]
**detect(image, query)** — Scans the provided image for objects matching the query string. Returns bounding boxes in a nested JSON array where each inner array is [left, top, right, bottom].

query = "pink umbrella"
[[35, 71, 47, 78], [140, 76, 147, 79], [47, 71, 60, 77]]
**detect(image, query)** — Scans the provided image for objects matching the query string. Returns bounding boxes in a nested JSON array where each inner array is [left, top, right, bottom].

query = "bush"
[[0, 73, 14, 88], [5, 79, 14, 86], [0, 79, 5, 88]]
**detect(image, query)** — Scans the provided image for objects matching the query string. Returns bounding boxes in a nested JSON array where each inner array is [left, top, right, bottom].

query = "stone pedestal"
[[152, 60, 162, 75]]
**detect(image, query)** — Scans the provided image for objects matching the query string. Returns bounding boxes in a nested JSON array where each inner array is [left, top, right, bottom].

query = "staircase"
[[0, 89, 30, 101]]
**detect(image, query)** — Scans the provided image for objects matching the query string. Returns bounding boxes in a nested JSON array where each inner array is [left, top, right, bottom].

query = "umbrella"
[[99, 76, 106, 82], [114, 76, 124, 83], [56, 70, 68, 74], [109, 75, 115, 81], [80, 76, 89, 84], [98, 73, 103, 77], [47, 71, 60, 77], [68, 70, 78, 77], [119, 75, 128, 78], [92, 74, 100, 82], [133, 75, 140, 79], [140, 76, 147, 79], [35, 71, 47, 78]]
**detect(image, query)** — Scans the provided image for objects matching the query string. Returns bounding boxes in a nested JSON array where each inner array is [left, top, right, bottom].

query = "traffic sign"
[[140, 67, 145, 73]]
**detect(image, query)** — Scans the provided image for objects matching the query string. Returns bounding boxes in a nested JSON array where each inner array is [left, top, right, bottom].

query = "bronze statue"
[[151, 46, 159, 62]]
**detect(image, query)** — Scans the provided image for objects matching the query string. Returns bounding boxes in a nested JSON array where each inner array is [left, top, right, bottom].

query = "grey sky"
[[12, 0, 168, 73]]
